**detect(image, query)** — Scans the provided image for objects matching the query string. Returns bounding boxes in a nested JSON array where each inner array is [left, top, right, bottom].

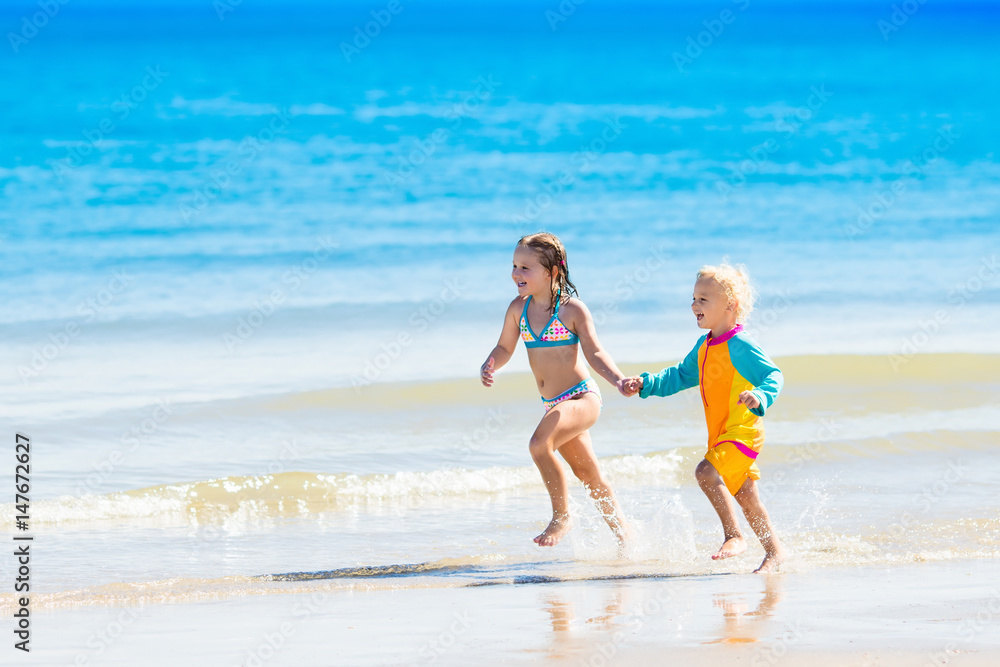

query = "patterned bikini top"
[[520, 293, 579, 348]]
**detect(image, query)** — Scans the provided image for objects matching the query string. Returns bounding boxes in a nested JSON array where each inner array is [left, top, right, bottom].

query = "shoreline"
[[19, 559, 1000, 666], [266, 351, 1000, 410], [9, 352, 995, 424]]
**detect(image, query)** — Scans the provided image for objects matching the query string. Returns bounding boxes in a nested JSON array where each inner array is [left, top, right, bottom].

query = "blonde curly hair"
[[697, 261, 756, 325]]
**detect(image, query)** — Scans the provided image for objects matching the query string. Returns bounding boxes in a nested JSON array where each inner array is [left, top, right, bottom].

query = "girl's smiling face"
[[512, 246, 552, 298], [691, 276, 735, 335]]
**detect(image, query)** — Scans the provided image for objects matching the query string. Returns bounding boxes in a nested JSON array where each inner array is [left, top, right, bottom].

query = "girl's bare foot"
[[753, 548, 785, 573], [711, 536, 747, 560], [534, 515, 572, 547], [612, 522, 635, 558]]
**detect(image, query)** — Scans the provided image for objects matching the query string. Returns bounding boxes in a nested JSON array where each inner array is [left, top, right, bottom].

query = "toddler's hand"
[[480, 357, 495, 387], [619, 376, 643, 397], [738, 390, 760, 409]]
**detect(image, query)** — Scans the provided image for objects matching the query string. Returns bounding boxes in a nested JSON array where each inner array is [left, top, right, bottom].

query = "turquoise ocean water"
[[0, 0, 999, 639], [2, 0, 998, 420]]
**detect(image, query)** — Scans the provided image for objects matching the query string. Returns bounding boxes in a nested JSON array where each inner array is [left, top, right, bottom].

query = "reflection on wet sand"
[[707, 574, 784, 645], [537, 574, 785, 661], [542, 585, 625, 660]]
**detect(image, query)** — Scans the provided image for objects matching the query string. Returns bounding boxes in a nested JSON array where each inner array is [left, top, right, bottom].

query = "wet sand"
[[26, 559, 1000, 666]]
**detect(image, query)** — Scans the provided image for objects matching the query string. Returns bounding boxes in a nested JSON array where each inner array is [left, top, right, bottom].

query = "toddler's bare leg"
[[735, 478, 785, 573], [695, 459, 747, 560]]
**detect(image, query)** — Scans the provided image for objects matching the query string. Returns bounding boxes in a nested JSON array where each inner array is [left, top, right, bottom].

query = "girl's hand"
[[738, 390, 760, 409], [480, 357, 495, 387], [619, 376, 643, 397]]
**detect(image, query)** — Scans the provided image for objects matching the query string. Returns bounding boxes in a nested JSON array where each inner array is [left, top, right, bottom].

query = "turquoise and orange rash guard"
[[638, 324, 783, 457]]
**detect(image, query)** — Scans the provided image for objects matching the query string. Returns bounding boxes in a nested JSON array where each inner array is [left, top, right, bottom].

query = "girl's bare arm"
[[481, 299, 522, 386], [567, 299, 625, 389]]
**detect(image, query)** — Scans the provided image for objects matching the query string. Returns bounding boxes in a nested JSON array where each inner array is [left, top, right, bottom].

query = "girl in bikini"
[[480, 232, 630, 549]]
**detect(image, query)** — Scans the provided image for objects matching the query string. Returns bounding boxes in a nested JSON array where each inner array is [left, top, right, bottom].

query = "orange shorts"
[[704, 440, 760, 496]]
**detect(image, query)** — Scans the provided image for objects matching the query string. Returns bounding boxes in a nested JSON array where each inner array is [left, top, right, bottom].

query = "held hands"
[[480, 357, 495, 387], [618, 376, 643, 397], [737, 390, 760, 410]]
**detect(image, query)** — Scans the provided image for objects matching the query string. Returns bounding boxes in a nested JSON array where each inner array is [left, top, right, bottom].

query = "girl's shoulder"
[[558, 297, 594, 330], [559, 295, 589, 314], [505, 295, 529, 316], [557, 296, 590, 321]]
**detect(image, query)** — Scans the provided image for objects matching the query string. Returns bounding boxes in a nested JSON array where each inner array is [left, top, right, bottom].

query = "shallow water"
[[4, 353, 998, 611]]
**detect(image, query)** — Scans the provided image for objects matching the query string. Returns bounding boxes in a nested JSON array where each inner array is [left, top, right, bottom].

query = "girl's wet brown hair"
[[517, 232, 578, 313]]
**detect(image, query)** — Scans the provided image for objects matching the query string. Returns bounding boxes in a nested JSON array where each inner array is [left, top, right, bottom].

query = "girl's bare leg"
[[528, 393, 610, 547], [734, 479, 785, 573], [559, 430, 631, 550], [695, 459, 747, 560]]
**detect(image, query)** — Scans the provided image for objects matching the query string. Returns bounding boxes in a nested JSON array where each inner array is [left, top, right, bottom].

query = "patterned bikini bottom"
[[541, 377, 602, 413]]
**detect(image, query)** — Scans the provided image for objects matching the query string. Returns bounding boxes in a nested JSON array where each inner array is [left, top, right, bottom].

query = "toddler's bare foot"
[[711, 536, 747, 560], [534, 515, 572, 547], [753, 548, 785, 573]]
